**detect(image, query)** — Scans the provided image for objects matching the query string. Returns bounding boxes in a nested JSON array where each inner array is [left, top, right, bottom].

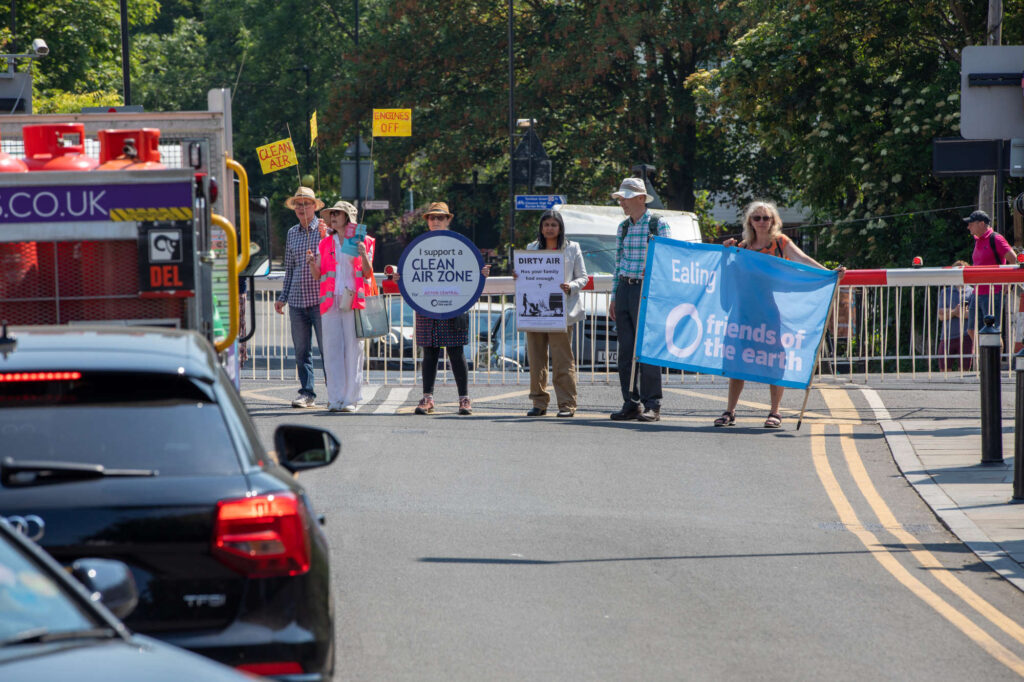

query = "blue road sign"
[[515, 194, 567, 211]]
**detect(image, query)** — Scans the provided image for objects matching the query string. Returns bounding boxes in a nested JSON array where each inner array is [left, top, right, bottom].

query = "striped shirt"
[[279, 217, 323, 308], [612, 211, 670, 298]]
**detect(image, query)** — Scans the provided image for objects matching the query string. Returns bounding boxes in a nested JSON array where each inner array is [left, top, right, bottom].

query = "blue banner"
[[636, 238, 838, 389]]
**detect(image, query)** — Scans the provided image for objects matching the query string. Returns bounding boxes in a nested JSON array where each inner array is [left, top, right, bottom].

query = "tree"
[[328, 0, 739, 247], [689, 0, 989, 266]]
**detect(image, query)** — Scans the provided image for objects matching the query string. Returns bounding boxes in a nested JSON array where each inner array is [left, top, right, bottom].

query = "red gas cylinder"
[[0, 131, 27, 172], [97, 128, 165, 170], [22, 123, 99, 171]]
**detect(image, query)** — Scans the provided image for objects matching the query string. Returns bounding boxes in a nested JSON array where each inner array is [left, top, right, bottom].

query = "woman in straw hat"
[[397, 202, 489, 415], [307, 200, 374, 412]]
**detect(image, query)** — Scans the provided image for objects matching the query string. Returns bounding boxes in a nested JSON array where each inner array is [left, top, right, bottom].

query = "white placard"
[[514, 250, 567, 332]]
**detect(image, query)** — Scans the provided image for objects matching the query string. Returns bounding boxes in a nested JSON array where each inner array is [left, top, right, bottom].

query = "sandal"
[[713, 411, 736, 427], [764, 413, 782, 429]]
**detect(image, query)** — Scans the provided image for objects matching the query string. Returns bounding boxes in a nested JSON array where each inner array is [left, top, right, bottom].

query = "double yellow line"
[[813, 387, 1024, 674]]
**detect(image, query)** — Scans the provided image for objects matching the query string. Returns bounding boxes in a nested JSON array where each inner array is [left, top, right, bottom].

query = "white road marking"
[[353, 384, 382, 411], [374, 386, 413, 414]]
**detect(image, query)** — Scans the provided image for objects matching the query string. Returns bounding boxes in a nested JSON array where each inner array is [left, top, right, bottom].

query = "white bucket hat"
[[321, 200, 358, 224], [611, 177, 652, 203]]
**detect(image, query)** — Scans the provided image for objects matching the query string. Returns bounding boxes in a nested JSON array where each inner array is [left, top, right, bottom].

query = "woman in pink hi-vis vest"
[[306, 201, 374, 412]]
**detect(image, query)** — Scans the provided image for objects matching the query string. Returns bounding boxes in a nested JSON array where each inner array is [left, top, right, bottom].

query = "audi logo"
[[3, 515, 45, 541]]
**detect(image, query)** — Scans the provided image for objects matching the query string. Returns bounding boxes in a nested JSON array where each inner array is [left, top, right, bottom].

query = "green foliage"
[[34, 89, 122, 114], [690, 0, 985, 267]]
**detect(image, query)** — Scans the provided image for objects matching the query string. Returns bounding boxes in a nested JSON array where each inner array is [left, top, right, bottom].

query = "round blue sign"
[[397, 230, 486, 319]]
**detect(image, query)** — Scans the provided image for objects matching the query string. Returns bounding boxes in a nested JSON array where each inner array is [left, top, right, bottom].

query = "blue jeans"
[[968, 292, 1004, 329], [289, 305, 323, 397]]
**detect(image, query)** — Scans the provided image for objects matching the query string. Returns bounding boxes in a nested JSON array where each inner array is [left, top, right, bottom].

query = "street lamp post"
[[507, 0, 515, 247], [120, 0, 131, 105]]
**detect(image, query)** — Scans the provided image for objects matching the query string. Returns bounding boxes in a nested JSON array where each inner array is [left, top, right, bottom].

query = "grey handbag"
[[355, 292, 390, 339]]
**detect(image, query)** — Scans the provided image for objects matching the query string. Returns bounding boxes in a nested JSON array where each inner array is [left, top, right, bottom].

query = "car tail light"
[[235, 662, 304, 675], [0, 371, 81, 382], [212, 492, 311, 577]]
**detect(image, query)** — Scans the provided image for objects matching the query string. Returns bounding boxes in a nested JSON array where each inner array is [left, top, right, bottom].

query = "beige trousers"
[[527, 330, 577, 410]]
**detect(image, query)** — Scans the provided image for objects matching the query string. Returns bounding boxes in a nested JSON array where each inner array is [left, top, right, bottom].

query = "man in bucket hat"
[[276, 186, 327, 407], [608, 177, 671, 422]]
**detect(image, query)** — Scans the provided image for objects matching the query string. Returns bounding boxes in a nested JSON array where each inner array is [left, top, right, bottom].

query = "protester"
[[308, 201, 374, 412], [608, 177, 671, 422], [275, 187, 325, 408], [717, 200, 843, 428], [513, 211, 588, 418], [964, 210, 1015, 349], [396, 202, 490, 415], [936, 260, 973, 372]]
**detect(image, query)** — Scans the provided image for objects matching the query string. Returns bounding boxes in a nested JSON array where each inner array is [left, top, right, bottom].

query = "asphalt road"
[[244, 377, 1024, 681]]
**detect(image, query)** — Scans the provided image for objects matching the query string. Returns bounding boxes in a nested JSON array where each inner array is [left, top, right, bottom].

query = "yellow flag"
[[310, 111, 318, 147], [255, 138, 298, 174]]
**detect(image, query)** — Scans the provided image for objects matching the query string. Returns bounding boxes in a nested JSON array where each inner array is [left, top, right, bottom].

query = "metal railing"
[[242, 268, 1024, 385]]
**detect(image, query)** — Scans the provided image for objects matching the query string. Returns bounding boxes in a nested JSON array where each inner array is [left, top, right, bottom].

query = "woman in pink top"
[[307, 201, 375, 412]]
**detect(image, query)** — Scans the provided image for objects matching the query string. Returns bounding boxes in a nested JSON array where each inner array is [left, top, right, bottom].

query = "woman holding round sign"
[[395, 202, 490, 415], [717, 200, 842, 428]]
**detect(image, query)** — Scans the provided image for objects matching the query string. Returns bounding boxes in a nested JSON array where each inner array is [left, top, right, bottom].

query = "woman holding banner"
[[307, 200, 374, 412], [396, 202, 490, 415], [716, 201, 842, 428], [513, 211, 589, 417]]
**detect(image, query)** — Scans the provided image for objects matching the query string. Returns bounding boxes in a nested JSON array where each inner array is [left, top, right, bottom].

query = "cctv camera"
[[31, 39, 48, 57]]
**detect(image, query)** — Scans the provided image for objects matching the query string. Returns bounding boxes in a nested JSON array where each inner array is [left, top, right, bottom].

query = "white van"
[[553, 204, 701, 275]]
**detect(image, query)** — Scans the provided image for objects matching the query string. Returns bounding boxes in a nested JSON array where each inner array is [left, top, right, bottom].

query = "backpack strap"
[[990, 232, 1017, 263], [618, 214, 663, 241]]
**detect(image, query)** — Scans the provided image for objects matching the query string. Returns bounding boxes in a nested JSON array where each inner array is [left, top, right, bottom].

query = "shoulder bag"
[[354, 276, 390, 339]]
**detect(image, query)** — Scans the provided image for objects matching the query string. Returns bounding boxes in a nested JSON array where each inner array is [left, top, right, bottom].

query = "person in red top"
[[964, 210, 1015, 349]]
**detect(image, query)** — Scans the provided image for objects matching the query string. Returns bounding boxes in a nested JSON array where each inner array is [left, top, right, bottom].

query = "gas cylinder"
[[23, 123, 99, 171], [97, 128, 165, 170], [0, 131, 27, 172]]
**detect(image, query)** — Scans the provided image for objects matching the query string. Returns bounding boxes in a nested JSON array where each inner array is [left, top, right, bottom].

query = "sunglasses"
[[751, 215, 772, 222]]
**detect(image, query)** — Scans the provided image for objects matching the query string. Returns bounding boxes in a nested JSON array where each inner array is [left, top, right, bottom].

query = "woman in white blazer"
[[515, 210, 589, 417]]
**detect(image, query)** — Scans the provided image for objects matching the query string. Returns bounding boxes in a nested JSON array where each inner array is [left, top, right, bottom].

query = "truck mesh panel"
[[0, 240, 186, 326]]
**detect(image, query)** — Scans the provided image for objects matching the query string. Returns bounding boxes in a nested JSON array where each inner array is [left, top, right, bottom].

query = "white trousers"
[[322, 307, 363, 407]]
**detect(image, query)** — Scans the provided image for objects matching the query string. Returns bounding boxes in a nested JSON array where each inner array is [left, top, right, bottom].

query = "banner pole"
[[797, 278, 843, 430]]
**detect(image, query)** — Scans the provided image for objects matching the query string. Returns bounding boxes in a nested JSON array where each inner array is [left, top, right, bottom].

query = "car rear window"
[[0, 372, 241, 476]]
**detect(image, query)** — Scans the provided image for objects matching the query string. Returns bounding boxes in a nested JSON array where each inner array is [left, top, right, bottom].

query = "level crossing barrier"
[[244, 266, 1024, 385]]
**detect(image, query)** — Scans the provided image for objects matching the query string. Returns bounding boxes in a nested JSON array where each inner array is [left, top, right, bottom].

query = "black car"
[[0, 516, 260, 682], [0, 326, 340, 681]]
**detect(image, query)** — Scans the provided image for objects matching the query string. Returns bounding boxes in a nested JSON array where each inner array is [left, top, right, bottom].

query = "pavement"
[[854, 381, 1024, 594]]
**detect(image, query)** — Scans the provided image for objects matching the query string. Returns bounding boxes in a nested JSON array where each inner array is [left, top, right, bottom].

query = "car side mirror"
[[71, 558, 138, 620], [274, 425, 341, 473]]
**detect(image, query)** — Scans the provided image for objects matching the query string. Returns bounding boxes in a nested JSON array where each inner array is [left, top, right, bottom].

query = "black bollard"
[[1015, 346, 1024, 499], [979, 315, 1003, 465]]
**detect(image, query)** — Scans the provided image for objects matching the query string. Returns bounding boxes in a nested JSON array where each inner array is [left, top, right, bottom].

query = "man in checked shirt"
[[275, 187, 326, 408], [608, 177, 671, 422]]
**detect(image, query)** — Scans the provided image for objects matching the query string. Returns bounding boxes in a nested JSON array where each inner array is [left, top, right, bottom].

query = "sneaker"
[[610, 403, 641, 421], [556, 408, 575, 418], [341, 404, 357, 413], [458, 397, 472, 415], [328, 402, 344, 412], [292, 394, 315, 408], [526, 407, 547, 417], [637, 407, 661, 422], [414, 395, 435, 415]]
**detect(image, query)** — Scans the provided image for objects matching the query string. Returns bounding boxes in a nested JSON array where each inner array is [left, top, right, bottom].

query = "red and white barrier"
[[841, 265, 1024, 287]]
